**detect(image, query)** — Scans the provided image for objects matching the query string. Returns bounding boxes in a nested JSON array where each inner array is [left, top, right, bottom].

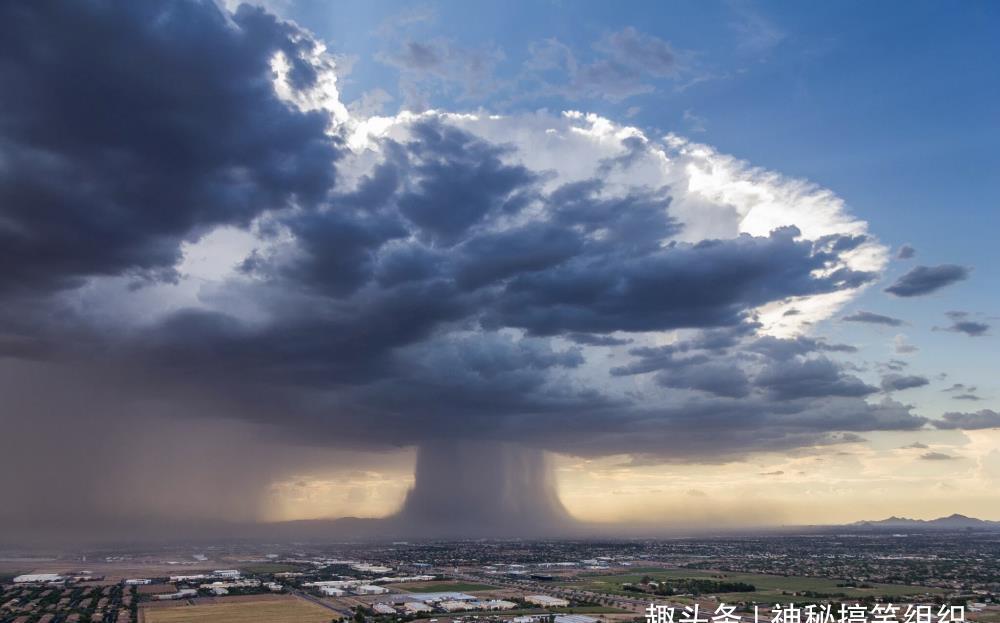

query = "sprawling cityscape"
[[4, 530, 1000, 623]]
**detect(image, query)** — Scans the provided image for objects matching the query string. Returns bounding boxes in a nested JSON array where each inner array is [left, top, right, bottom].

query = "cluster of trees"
[[625, 577, 756, 596]]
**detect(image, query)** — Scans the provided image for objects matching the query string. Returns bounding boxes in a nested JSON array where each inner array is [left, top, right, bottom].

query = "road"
[[295, 589, 355, 619]]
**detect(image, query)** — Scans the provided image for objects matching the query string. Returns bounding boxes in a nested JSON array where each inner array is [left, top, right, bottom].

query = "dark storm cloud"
[[397, 123, 537, 243], [608, 325, 761, 378], [547, 180, 680, 249], [546, 397, 923, 463], [747, 335, 857, 360], [756, 358, 878, 400], [815, 233, 870, 254], [842, 311, 904, 326], [375, 243, 445, 287], [143, 280, 477, 389], [933, 409, 1000, 430], [281, 209, 406, 296], [0, 1, 937, 538], [453, 224, 583, 290], [0, 0, 339, 296], [880, 374, 930, 392], [653, 363, 751, 398], [566, 333, 633, 346], [608, 331, 875, 405], [596, 330, 922, 449], [884, 264, 970, 297], [491, 226, 876, 335]]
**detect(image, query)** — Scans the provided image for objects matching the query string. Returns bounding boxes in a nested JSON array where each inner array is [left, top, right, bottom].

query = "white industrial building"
[[403, 602, 434, 614], [320, 586, 347, 597], [356, 584, 389, 595], [555, 615, 598, 623], [213, 569, 240, 578], [306, 580, 361, 589], [124, 579, 151, 585], [526, 595, 569, 607], [438, 599, 518, 612], [479, 599, 517, 610], [13, 574, 64, 584], [202, 580, 260, 589], [154, 589, 198, 601], [373, 604, 397, 615], [393, 592, 476, 603], [351, 563, 393, 574], [375, 574, 437, 584]]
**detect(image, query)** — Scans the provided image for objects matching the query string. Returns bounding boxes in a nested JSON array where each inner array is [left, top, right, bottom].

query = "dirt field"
[[138, 583, 177, 594], [140, 595, 335, 623]]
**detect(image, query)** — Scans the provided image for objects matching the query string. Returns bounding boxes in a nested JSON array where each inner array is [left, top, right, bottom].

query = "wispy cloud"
[[934, 311, 990, 337], [842, 310, 904, 327]]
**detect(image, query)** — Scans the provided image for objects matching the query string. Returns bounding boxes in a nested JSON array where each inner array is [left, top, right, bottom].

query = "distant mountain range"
[[7, 512, 1000, 547], [848, 513, 1000, 530]]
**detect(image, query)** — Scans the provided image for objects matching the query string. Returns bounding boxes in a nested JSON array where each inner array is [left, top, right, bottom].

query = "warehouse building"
[[13, 574, 64, 584], [391, 592, 476, 603], [525, 595, 569, 607], [403, 602, 433, 614], [479, 599, 518, 610], [356, 584, 389, 595]]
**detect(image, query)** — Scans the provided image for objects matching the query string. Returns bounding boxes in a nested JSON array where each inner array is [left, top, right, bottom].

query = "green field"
[[565, 569, 943, 603], [394, 581, 499, 592]]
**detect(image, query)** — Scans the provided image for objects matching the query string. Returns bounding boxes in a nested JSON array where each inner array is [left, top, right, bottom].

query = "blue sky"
[[275, 0, 999, 415]]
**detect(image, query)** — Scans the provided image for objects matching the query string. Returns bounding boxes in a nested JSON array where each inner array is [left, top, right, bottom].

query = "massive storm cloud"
[[0, 1, 935, 537]]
